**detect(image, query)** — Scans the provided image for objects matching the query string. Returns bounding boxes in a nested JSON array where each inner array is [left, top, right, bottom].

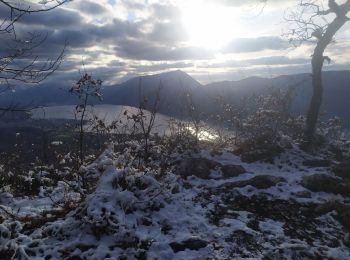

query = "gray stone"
[[344, 233, 350, 248], [333, 162, 350, 180], [301, 174, 350, 197], [220, 175, 286, 190], [303, 159, 331, 168], [292, 190, 312, 198], [169, 238, 208, 252], [220, 164, 246, 178], [175, 158, 221, 179]]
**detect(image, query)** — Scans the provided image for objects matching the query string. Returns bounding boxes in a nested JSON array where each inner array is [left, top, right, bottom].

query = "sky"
[[2, 0, 350, 86]]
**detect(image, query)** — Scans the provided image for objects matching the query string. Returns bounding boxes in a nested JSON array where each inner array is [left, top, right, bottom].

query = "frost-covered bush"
[[166, 117, 200, 153], [231, 89, 304, 162], [223, 89, 349, 161], [0, 145, 177, 259]]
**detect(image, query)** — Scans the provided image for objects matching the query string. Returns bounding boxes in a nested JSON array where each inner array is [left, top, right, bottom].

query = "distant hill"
[[103, 70, 201, 115], [0, 70, 349, 126], [202, 71, 350, 126]]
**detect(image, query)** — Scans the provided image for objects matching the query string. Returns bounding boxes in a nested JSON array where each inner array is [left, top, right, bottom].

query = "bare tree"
[[285, 0, 350, 143], [0, 0, 70, 110], [70, 73, 102, 165], [126, 78, 163, 162], [183, 90, 202, 145]]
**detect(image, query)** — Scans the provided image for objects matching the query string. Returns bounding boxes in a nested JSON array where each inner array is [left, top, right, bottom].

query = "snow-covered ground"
[[1, 143, 350, 259]]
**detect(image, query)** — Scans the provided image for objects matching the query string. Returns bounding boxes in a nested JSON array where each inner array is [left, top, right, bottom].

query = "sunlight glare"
[[181, 3, 242, 50]]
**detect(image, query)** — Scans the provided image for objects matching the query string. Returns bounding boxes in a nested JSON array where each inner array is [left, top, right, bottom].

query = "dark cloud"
[[222, 37, 289, 53], [0, 4, 82, 28], [50, 29, 93, 48], [115, 39, 213, 61], [10, 17, 143, 58]]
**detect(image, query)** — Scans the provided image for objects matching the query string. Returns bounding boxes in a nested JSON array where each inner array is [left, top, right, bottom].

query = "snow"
[[1, 143, 350, 259]]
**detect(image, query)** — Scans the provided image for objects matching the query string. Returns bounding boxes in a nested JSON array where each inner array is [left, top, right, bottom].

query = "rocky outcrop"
[[219, 175, 286, 190], [175, 158, 221, 179], [302, 159, 331, 168], [169, 238, 208, 252], [175, 158, 247, 180], [333, 161, 350, 180], [301, 174, 350, 197], [220, 165, 246, 178]]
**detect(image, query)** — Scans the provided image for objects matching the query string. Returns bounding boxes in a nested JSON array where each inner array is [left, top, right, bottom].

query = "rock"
[[220, 165, 246, 178], [333, 162, 350, 180], [315, 201, 350, 232], [303, 159, 331, 168], [175, 158, 221, 179], [169, 238, 208, 252], [235, 145, 283, 163], [301, 174, 350, 197], [210, 150, 223, 157], [292, 190, 312, 198], [338, 209, 350, 232], [182, 181, 193, 189], [171, 183, 180, 194], [344, 233, 350, 248], [238, 175, 286, 189], [220, 175, 286, 190], [139, 217, 152, 226]]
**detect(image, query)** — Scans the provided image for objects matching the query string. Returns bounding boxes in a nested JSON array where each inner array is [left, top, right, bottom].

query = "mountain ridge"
[[1, 69, 349, 126]]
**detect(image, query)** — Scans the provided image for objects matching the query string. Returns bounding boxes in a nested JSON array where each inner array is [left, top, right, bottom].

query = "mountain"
[[103, 70, 201, 115], [1, 70, 349, 126], [207, 71, 350, 126], [0, 70, 200, 111]]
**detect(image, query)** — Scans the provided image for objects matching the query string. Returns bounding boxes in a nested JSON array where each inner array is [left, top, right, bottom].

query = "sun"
[[181, 3, 242, 50]]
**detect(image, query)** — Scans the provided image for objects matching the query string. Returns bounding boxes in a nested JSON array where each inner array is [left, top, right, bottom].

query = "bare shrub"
[[125, 79, 162, 162], [70, 73, 103, 165], [231, 88, 304, 162]]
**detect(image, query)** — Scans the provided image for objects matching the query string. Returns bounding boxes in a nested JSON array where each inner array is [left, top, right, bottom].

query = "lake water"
[[31, 105, 219, 141], [31, 105, 171, 135]]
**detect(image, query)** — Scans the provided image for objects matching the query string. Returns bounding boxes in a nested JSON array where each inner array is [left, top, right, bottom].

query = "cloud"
[[152, 3, 182, 20], [246, 56, 308, 65], [77, 1, 108, 15], [197, 56, 308, 69], [222, 36, 289, 53], [131, 62, 193, 73], [0, 4, 82, 28], [115, 39, 214, 61], [148, 21, 189, 43], [211, 0, 294, 8]]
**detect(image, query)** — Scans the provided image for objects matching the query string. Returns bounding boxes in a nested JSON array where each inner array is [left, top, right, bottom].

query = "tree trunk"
[[303, 11, 349, 144], [305, 53, 324, 143]]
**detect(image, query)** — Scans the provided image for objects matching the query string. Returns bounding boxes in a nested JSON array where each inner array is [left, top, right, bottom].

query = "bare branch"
[[0, 0, 71, 14], [283, 0, 350, 142], [0, 0, 70, 117]]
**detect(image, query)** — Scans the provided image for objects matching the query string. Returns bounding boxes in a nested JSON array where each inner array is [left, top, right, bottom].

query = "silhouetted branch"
[[0, 0, 71, 13]]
